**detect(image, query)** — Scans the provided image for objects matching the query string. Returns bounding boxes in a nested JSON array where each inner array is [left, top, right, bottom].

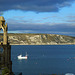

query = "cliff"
[[7, 33, 75, 45], [0, 33, 75, 45]]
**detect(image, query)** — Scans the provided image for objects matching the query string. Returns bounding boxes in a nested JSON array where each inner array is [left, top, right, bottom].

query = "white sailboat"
[[18, 52, 28, 59]]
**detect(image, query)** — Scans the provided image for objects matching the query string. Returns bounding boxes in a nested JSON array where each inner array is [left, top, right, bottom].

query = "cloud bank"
[[7, 18, 75, 36], [0, 0, 75, 12]]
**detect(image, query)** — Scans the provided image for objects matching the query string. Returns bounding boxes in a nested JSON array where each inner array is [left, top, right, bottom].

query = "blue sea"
[[11, 45, 75, 75]]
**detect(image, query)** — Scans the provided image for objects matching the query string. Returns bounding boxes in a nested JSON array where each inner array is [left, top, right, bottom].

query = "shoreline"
[[10, 43, 75, 45]]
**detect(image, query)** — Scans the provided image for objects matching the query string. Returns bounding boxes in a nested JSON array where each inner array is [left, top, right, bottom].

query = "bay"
[[11, 45, 75, 75]]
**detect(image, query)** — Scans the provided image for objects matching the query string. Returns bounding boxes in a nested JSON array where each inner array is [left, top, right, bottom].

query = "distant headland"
[[0, 33, 75, 45]]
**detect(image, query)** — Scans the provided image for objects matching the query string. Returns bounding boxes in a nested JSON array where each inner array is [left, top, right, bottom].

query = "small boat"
[[18, 52, 28, 59]]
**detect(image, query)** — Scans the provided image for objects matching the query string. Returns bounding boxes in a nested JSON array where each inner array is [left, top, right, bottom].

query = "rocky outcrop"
[[6, 33, 75, 45]]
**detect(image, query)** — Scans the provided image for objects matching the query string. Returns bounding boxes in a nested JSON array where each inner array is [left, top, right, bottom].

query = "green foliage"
[[2, 67, 10, 75]]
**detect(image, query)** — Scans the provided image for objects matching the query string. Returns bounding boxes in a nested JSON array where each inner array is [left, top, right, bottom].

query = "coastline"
[[10, 43, 75, 45]]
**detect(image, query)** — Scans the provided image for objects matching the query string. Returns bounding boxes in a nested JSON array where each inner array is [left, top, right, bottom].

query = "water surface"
[[11, 45, 75, 75]]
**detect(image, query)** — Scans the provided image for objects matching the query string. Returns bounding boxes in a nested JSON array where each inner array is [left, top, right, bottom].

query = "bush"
[[2, 67, 10, 75]]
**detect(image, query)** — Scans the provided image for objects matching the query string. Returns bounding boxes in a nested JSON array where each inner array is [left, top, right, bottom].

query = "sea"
[[11, 45, 75, 75]]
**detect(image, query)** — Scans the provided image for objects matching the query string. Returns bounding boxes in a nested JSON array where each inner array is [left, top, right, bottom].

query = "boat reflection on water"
[[0, 45, 13, 75]]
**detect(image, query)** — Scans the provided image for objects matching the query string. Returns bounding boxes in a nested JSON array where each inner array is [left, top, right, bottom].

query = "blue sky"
[[0, 0, 75, 36]]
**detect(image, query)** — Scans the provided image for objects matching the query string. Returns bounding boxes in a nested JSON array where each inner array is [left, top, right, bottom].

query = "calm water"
[[11, 45, 75, 75]]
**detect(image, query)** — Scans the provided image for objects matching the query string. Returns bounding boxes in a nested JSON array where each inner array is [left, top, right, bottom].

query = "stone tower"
[[0, 16, 7, 45]]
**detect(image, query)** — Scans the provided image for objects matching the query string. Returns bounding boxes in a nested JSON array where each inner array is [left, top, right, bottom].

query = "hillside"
[[0, 33, 75, 45]]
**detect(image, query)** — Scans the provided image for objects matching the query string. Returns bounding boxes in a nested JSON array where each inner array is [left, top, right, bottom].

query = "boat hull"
[[18, 57, 27, 59], [18, 55, 27, 59]]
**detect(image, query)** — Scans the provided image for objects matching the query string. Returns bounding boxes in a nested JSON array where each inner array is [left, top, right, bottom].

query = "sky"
[[0, 0, 75, 36]]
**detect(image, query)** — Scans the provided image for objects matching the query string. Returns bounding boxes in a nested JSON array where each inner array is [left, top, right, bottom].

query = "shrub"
[[2, 67, 10, 75]]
